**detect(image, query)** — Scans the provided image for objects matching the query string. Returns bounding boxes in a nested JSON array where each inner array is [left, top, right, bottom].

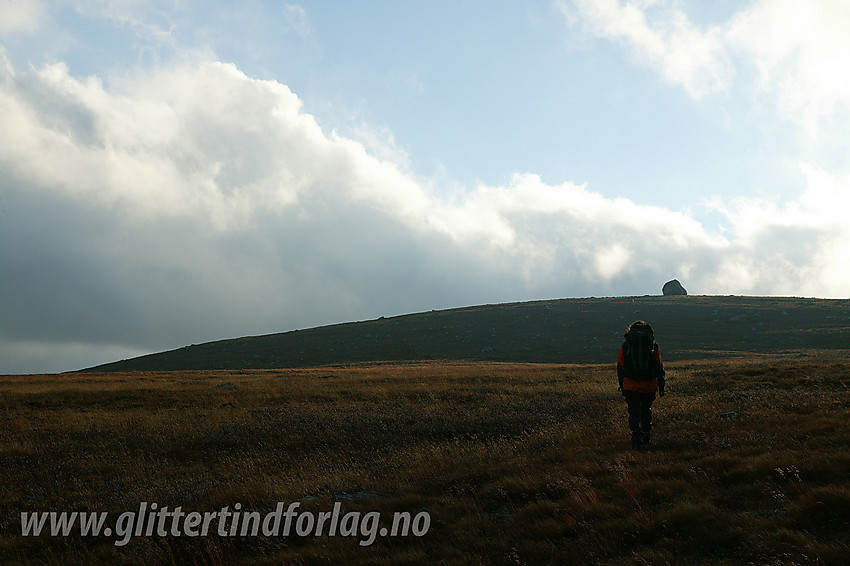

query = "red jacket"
[[617, 343, 665, 393]]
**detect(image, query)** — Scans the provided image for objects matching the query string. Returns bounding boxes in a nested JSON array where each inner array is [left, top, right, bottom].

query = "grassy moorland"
[[2, 356, 849, 565]]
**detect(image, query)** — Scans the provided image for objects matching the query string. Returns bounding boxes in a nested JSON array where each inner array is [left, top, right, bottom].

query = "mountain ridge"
[[80, 295, 850, 372]]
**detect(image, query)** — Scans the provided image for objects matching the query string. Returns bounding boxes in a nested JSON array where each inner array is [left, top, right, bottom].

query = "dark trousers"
[[623, 390, 656, 435]]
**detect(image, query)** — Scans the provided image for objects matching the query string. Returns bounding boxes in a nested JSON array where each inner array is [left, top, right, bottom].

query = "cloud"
[[726, 0, 850, 137], [1, 51, 848, 373], [706, 164, 850, 297], [0, 0, 44, 34], [282, 3, 311, 37], [71, 0, 179, 45], [556, 0, 733, 97], [559, 0, 850, 134]]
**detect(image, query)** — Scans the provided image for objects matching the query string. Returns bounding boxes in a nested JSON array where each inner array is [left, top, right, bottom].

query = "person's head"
[[625, 320, 654, 340], [627, 320, 651, 333]]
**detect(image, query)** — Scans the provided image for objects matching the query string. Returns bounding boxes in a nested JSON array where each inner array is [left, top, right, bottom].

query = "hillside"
[[82, 295, 850, 372]]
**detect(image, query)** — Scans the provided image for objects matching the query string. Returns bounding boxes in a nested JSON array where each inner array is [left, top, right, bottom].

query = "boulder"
[[662, 279, 688, 296]]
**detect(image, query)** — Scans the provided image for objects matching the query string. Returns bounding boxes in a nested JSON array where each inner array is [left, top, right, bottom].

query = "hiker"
[[617, 321, 665, 448]]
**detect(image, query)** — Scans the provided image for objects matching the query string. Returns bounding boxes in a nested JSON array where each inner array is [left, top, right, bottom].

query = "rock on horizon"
[[662, 279, 688, 296]]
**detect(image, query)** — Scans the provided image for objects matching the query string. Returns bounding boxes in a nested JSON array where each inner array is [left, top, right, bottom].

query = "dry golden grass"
[[2, 356, 849, 565]]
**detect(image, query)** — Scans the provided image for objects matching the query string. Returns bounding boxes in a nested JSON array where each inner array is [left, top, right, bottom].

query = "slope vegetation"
[[84, 295, 850, 371]]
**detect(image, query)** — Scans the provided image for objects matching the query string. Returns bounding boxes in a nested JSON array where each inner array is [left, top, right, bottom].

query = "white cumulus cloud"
[[559, 0, 850, 135]]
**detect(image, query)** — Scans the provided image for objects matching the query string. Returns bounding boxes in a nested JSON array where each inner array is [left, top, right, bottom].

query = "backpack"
[[623, 322, 656, 381]]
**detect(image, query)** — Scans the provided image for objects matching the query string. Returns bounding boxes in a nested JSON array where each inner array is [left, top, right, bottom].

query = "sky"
[[1, 0, 849, 374]]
